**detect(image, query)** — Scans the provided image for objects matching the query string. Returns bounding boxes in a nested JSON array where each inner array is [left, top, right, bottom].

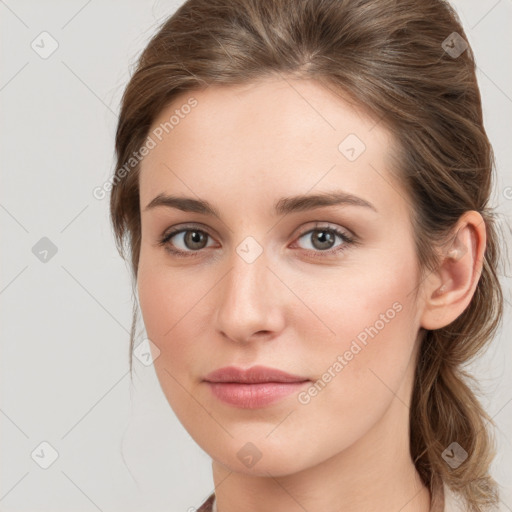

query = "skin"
[[136, 76, 486, 512]]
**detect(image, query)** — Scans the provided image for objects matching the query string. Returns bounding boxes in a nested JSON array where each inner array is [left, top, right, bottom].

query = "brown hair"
[[109, 0, 504, 509]]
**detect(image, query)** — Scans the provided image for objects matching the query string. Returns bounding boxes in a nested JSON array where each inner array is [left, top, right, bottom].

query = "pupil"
[[314, 230, 333, 250], [187, 230, 206, 249]]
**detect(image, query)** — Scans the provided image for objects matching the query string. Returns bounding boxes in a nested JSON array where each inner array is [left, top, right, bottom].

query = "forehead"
[[138, 77, 404, 216]]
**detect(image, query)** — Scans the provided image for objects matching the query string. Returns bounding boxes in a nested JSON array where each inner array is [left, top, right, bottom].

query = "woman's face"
[[137, 77, 425, 476]]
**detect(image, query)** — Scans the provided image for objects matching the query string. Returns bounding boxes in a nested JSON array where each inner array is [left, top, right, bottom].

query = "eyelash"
[[157, 223, 356, 259]]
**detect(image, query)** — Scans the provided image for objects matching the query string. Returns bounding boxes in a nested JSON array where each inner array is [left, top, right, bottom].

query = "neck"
[[211, 354, 431, 512]]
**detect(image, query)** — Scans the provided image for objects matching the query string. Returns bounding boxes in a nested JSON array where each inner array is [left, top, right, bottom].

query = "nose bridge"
[[215, 237, 283, 342], [225, 239, 271, 311], [230, 242, 268, 302]]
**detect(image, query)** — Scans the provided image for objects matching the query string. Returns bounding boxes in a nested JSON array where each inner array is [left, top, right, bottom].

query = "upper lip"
[[203, 365, 309, 384]]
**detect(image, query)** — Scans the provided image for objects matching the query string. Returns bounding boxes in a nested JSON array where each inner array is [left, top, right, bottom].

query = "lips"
[[203, 365, 310, 408], [203, 365, 309, 384]]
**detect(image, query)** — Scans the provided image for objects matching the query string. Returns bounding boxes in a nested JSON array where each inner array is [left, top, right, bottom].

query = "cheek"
[[137, 245, 200, 333], [288, 247, 420, 415], [137, 264, 172, 345], [137, 259, 185, 360], [136, 258, 215, 376], [287, 239, 420, 354], [136, 262, 210, 430]]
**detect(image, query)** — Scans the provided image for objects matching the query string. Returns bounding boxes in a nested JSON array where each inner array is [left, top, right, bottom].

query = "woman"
[[110, 0, 505, 510]]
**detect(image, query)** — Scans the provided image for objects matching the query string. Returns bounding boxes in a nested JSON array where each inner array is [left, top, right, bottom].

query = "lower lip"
[[205, 381, 309, 408]]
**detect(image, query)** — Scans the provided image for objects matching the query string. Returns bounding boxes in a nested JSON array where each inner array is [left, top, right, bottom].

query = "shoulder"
[[196, 492, 215, 512], [443, 482, 468, 512], [443, 482, 505, 512]]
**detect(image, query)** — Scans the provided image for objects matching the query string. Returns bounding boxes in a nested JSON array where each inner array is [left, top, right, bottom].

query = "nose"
[[214, 244, 286, 344]]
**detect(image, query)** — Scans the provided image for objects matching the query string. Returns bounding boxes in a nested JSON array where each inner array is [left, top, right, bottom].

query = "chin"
[[205, 436, 318, 477]]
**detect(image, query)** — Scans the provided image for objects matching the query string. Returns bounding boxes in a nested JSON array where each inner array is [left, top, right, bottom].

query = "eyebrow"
[[144, 190, 377, 217]]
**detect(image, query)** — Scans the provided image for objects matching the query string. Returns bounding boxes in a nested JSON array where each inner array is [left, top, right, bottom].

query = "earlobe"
[[420, 211, 486, 331]]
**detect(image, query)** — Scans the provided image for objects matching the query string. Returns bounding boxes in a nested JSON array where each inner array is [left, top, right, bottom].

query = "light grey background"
[[1, 1, 511, 511]]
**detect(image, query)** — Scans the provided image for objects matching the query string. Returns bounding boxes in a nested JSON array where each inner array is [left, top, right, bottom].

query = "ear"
[[420, 211, 486, 330]]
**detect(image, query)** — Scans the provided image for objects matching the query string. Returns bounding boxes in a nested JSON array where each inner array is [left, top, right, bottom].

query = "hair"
[[109, 0, 504, 509]]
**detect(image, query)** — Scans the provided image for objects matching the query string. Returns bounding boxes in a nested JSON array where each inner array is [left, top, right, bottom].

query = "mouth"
[[203, 364, 309, 384], [203, 365, 310, 408]]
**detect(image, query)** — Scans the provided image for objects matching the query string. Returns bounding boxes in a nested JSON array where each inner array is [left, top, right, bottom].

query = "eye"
[[158, 222, 356, 259], [158, 225, 216, 257], [292, 224, 355, 257]]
